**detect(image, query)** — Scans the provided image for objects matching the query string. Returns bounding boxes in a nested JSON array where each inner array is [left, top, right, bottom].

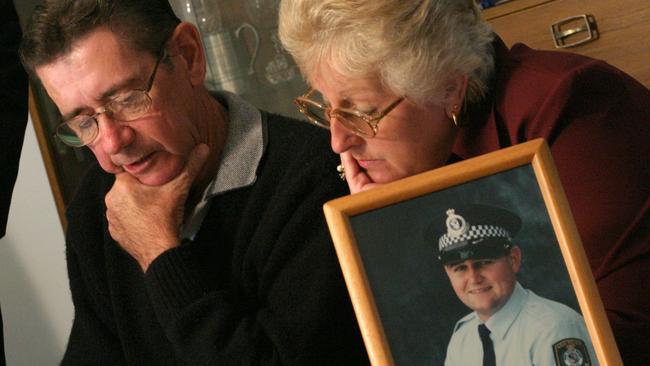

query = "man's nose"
[[467, 266, 483, 283], [95, 114, 135, 154], [330, 117, 364, 154]]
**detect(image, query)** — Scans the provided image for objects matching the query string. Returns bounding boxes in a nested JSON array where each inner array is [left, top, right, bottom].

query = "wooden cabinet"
[[482, 0, 650, 88]]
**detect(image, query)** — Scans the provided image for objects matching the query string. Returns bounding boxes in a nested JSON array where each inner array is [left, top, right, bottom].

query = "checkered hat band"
[[438, 225, 511, 251]]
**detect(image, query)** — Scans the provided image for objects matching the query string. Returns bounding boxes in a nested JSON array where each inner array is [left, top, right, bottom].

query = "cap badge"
[[445, 209, 468, 238]]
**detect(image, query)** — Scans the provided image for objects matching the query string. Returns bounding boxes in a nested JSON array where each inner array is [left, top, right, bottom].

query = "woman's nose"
[[95, 114, 135, 155], [329, 117, 364, 154]]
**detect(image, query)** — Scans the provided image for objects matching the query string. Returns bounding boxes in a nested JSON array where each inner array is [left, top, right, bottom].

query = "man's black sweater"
[[61, 113, 369, 365]]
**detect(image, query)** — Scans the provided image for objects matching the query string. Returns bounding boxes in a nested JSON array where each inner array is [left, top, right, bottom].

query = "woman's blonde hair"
[[278, 0, 495, 107]]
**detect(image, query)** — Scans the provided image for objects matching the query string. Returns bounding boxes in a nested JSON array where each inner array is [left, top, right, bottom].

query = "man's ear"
[[444, 75, 469, 120], [508, 246, 522, 274], [168, 22, 206, 87]]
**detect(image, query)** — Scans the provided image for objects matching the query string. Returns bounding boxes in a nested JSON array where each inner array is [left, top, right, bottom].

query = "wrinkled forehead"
[[36, 28, 152, 114]]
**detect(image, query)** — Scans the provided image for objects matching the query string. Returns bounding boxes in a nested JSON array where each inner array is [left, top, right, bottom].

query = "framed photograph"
[[323, 139, 621, 366], [28, 83, 95, 231]]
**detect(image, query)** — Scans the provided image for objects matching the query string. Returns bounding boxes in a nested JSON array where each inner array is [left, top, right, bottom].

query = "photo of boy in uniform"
[[433, 204, 598, 366]]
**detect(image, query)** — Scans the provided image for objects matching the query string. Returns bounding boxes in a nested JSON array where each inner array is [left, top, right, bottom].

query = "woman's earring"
[[449, 105, 459, 127]]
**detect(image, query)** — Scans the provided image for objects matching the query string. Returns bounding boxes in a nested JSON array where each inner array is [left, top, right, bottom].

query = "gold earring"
[[451, 112, 458, 127], [449, 105, 459, 127]]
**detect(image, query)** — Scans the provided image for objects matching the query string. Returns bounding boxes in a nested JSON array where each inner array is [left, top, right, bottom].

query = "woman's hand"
[[340, 152, 380, 194]]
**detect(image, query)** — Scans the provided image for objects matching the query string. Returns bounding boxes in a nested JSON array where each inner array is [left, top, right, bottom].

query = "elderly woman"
[[278, 0, 649, 363]]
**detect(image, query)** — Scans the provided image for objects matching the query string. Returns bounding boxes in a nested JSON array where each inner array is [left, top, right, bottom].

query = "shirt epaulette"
[[453, 312, 477, 333]]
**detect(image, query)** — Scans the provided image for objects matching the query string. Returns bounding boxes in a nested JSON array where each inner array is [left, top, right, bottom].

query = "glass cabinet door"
[[169, 0, 307, 119]]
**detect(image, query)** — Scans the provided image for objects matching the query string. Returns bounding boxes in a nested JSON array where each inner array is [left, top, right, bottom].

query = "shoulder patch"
[[553, 338, 592, 366]]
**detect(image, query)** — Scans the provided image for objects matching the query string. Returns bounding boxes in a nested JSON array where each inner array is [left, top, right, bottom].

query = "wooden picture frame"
[[28, 83, 95, 231], [323, 139, 621, 365]]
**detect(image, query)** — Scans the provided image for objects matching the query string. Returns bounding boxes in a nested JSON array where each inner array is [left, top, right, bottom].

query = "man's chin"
[[129, 164, 183, 186], [133, 172, 178, 186], [127, 156, 184, 186]]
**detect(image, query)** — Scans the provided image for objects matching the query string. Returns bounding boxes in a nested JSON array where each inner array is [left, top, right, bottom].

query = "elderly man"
[[19, 0, 366, 364], [434, 204, 597, 366]]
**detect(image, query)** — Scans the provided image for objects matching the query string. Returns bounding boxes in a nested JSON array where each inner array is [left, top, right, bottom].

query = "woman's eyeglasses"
[[294, 89, 403, 138]]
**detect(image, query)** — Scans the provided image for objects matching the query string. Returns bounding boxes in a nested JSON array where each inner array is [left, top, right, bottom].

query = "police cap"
[[430, 204, 522, 265]]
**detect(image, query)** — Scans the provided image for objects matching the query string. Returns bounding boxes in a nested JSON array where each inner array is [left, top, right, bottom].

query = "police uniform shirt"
[[444, 283, 598, 366]]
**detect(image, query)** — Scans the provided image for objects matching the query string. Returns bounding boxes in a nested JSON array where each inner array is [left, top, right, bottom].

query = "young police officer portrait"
[[346, 165, 601, 365], [435, 204, 597, 366]]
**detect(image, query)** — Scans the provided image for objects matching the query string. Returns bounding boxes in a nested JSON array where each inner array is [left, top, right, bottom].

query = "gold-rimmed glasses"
[[294, 89, 403, 137], [54, 48, 167, 147]]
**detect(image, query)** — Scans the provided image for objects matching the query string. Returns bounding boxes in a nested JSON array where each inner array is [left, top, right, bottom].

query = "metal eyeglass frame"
[[294, 89, 404, 137], [54, 47, 167, 147]]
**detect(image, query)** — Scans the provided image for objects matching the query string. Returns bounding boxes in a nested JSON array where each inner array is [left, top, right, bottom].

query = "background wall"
[[0, 116, 73, 365]]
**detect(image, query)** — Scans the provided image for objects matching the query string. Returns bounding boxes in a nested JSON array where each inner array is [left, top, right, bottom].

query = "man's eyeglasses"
[[294, 89, 403, 138], [55, 48, 167, 147]]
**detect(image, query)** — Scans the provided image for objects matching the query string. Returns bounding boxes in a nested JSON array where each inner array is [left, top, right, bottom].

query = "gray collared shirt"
[[180, 91, 266, 240]]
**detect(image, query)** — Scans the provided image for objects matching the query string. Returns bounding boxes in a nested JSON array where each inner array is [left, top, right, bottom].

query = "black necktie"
[[478, 324, 496, 366]]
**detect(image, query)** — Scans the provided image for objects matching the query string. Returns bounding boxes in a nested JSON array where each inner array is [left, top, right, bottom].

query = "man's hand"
[[105, 144, 210, 271]]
